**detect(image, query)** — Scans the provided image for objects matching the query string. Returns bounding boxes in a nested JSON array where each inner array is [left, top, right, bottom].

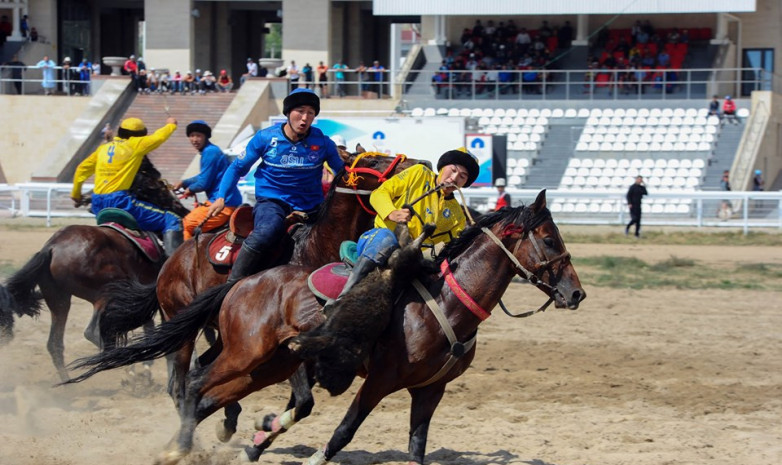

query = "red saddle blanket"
[[307, 262, 351, 301], [99, 223, 163, 262]]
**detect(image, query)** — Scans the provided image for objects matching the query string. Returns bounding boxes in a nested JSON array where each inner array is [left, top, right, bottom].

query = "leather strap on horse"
[[342, 153, 407, 215], [409, 278, 476, 389]]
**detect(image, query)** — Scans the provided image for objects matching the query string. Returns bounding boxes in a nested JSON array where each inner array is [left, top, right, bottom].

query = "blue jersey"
[[182, 142, 242, 207], [218, 123, 344, 211]]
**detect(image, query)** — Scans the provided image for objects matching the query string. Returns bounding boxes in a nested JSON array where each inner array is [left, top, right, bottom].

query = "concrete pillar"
[[9, 5, 22, 41], [572, 14, 589, 46], [144, 0, 193, 72], [282, 0, 330, 72]]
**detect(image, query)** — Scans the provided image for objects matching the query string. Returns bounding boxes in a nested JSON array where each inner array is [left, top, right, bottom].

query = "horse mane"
[[130, 156, 189, 218], [437, 204, 551, 265], [290, 167, 347, 243]]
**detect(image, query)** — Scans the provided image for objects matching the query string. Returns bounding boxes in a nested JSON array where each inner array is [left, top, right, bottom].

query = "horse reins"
[[336, 153, 407, 215]]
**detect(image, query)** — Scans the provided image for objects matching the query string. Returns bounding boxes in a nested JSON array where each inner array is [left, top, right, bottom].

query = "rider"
[[173, 120, 243, 240], [71, 116, 184, 256], [208, 88, 345, 284], [333, 147, 480, 303]]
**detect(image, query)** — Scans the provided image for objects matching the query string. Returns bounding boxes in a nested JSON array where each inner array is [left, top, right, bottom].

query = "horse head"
[[503, 189, 585, 310], [338, 151, 421, 193]]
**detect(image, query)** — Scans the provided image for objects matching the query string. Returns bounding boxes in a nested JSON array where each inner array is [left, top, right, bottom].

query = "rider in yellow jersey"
[[333, 147, 480, 302], [71, 116, 184, 255]]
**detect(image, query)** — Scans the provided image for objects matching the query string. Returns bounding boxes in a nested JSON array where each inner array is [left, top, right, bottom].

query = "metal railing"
[[1, 183, 779, 233], [0, 64, 95, 95], [402, 67, 769, 101]]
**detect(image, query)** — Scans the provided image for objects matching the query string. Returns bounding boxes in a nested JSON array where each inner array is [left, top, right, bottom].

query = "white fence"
[[1, 183, 780, 234]]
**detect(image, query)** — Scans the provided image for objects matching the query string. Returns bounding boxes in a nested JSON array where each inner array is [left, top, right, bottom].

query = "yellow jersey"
[[72, 123, 177, 198], [370, 163, 466, 247]]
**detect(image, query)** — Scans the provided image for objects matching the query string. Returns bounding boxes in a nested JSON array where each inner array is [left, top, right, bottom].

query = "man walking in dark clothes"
[[625, 175, 648, 237]]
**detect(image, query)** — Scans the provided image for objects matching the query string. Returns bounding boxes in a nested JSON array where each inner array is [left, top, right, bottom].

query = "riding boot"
[[226, 244, 265, 286], [163, 230, 184, 257]]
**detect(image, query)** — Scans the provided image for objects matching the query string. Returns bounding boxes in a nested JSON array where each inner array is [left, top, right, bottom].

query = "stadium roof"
[[373, 0, 756, 15]]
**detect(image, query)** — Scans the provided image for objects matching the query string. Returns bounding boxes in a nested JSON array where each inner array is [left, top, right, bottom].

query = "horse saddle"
[[206, 206, 309, 268], [96, 208, 163, 262], [306, 241, 360, 301]]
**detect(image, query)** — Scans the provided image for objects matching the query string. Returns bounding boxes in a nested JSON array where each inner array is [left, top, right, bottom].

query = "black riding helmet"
[[186, 120, 211, 138], [283, 88, 320, 117]]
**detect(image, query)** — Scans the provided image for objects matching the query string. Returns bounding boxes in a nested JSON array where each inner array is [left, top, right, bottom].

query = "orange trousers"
[[183, 202, 235, 240]]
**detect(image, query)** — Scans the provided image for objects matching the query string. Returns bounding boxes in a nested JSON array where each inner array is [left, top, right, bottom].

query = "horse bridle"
[[333, 153, 407, 215], [481, 219, 571, 318]]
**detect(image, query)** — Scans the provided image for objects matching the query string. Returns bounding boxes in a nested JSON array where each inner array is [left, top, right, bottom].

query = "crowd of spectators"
[[122, 55, 233, 94], [432, 19, 573, 97], [583, 20, 711, 95]]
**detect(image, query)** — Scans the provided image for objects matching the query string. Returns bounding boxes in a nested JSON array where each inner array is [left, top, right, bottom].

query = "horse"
[[67, 190, 585, 465], [0, 157, 188, 382], [93, 150, 420, 440]]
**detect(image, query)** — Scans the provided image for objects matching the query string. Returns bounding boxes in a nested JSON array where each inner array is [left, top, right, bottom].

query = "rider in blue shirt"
[[208, 88, 345, 284]]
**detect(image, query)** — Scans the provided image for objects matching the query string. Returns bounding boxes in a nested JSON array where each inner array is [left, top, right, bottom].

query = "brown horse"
[[0, 157, 188, 382], [68, 190, 585, 465], [94, 151, 419, 437]]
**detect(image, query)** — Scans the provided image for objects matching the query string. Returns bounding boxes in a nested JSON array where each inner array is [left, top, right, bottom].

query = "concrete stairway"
[[523, 123, 577, 190], [703, 121, 744, 190], [124, 92, 236, 181]]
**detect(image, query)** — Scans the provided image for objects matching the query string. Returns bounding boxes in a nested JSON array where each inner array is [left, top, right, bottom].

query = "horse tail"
[[64, 282, 233, 385], [2, 251, 49, 319], [99, 280, 160, 346]]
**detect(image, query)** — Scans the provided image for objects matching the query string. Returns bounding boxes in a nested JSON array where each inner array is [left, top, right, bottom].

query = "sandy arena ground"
[[0, 223, 780, 465]]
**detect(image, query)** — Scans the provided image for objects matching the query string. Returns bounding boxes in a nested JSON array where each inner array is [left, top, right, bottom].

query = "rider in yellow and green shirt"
[[71, 116, 184, 255], [334, 147, 480, 301]]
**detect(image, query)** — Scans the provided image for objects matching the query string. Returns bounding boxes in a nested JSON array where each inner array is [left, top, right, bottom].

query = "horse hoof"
[[254, 413, 277, 431], [241, 445, 262, 462], [215, 419, 236, 443], [153, 449, 186, 465]]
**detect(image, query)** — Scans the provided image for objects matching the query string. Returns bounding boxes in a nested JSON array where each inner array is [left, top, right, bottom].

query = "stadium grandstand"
[[0, 0, 780, 230]]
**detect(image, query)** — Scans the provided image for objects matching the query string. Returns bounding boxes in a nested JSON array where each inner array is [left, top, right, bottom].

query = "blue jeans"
[[91, 191, 182, 233], [243, 197, 293, 253], [356, 227, 399, 266]]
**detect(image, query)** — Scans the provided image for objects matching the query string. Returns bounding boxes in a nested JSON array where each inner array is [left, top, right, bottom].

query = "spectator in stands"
[[71, 116, 184, 256], [636, 28, 650, 45], [539, 20, 553, 39], [515, 28, 532, 54], [332, 59, 347, 97], [3, 54, 25, 94], [718, 170, 732, 219], [199, 70, 217, 93], [369, 60, 385, 97], [124, 54, 138, 89], [158, 70, 171, 93], [136, 69, 149, 93], [355, 61, 369, 92], [182, 70, 196, 94], [680, 29, 690, 44], [708, 95, 721, 116], [29, 27, 38, 41], [752, 169, 764, 191], [137, 57, 146, 72], [625, 176, 648, 238], [240, 57, 257, 86], [216, 69, 233, 92], [101, 123, 113, 142], [657, 50, 671, 67], [631, 20, 643, 44], [317, 61, 329, 98], [77, 58, 92, 95], [171, 70, 183, 93], [722, 95, 739, 125], [494, 178, 510, 211], [20, 14, 29, 38], [35, 55, 56, 95], [302, 63, 313, 89], [287, 60, 300, 88], [146, 68, 159, 92], [174, 120, 242, 240], [61, 57, 80, 95], [194, 69, 202, 86]]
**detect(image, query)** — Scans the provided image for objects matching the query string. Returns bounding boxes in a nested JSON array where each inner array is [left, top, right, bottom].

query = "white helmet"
[[331, 135, 347, 148], [495, 178, 507, 187]]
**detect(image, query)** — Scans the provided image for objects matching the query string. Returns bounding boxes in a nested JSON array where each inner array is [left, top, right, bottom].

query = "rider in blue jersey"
[[208, 88, 345, 284]]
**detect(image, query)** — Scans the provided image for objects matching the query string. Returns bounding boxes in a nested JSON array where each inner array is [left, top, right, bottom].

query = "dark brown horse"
[[68, 190, 585, 465], [0, 157, 188, 382], [94, 151, 419, 438]]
